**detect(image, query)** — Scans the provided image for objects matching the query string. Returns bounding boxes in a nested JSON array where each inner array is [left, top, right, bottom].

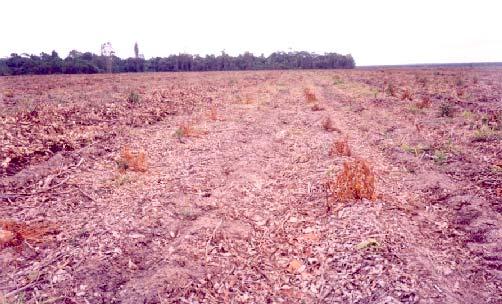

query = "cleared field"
[[1, 69, 501, 303]]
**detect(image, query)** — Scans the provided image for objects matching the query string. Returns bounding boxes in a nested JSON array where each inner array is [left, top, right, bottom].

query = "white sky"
[[1, 0, 501, 66]]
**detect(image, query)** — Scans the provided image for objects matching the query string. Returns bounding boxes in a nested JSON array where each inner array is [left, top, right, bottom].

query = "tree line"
[[0, 50, 355, 76]]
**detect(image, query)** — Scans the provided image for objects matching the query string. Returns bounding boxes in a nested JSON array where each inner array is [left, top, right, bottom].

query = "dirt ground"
[[0, 69, 501, 303]]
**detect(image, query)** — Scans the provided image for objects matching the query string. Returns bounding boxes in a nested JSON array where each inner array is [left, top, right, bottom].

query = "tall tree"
[[134, 42, 139, 59], [100, 42, 114, 73]]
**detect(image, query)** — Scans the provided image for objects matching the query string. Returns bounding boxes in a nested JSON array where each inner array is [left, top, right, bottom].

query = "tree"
[[134, 42, 139, 59], [0, 48, 355, 76], [101, 42, 114, 73]]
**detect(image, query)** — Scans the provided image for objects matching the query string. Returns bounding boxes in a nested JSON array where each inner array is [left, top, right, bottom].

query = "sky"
[[1, 0, 501, 66]]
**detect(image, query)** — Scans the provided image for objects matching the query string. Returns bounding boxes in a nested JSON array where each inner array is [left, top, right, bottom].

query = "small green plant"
[[461, 110, 474, 120], [173, 127, 187, 143], [455, 76, 464, 87], [407, 104, 423, 115], [385, 83, 396, 97], [416, 76, 427, 87], [401, 143, 426, 156], [439, 103, 454, 117], [127, 91, 140, 103], [433, 149, 448, 165], [112, 174, 131, 186], [333, 76, 343, 85], [472, 125, 495, 142], [176, 205, 198, 220], [4, 90, 14, 98]]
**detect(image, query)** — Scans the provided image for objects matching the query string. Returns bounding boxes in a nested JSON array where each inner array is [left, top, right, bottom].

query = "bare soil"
[[1, 69, 501, 303]]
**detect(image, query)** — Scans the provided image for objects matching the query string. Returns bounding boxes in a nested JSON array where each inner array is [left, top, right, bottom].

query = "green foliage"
[[333, 75, 344, 85], [401, 143, 426, 156], [127, 92, 140, 103], [0, 50, 356, 76], [385, 83, 396, 97], [461, 110, 474, 120], [472, 125, 496, 142], [433, 150, 448, 165], [439, 103, 455, 117]]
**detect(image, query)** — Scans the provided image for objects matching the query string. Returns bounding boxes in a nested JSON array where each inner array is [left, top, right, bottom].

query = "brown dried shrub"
[[401, 89, 413, 101], [0, 220, 57, 250], [178, 122, 198, 137], [329, 137, 351, 157], [311, 103, 325, 111], [326, 159, 376, 202], [385, 83, 396, 97], [416, 96, 431, 109], [4, 90, 14, 98], [208, 105, 218, 121], [322, 117, 339, 132], [416, 76, 428, 87], [241, 94, 254, 104], [117, 146, 147, 173], [304, 88, 317, 103]]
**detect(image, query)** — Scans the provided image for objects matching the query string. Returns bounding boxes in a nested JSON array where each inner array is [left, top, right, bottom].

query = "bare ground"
[[1, 70, 501, 303]]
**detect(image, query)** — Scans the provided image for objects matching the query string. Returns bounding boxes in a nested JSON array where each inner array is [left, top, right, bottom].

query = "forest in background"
[[0, 48, 355, 76]]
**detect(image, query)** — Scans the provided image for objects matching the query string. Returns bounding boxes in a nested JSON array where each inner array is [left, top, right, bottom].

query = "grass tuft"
[[439, 103, 455, 117], [127, 91, 140, 103]]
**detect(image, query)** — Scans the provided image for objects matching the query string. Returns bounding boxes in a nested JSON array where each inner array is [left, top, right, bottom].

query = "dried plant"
[[326, 159, 376, 204], [4, 90, 14, 98], [175, 122, 197, 138], [439, 103, 455, 117], [455, 76, 464, 87], [117, 146, 147, 173], [385, 83, 396, 97], [208, 105, 218, 121], [304, 88, 317, 103], [322, 117, 339, 132], [311, 103, 325, 111], [0, 220, 56, 250], [329, 137, 351, 157], [401, 89, 413, 101], [127, 91, 140, 103], [416, 76, 428, 87], [415, 96, 431, 109], [241, 94, 254, 104]]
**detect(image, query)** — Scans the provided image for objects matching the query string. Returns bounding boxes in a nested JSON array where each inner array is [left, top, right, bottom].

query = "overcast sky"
[[1, 0, 501, 66]]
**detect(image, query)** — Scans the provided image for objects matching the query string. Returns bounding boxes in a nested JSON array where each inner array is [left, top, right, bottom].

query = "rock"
[[287, 259, 305, 273], [52, 269, 70, 283], [274, 130, 289, 142], [0, 229, 14, 245]]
